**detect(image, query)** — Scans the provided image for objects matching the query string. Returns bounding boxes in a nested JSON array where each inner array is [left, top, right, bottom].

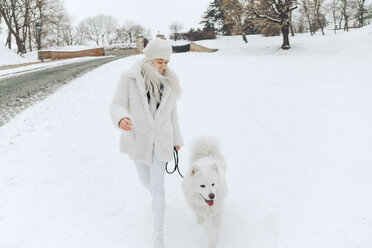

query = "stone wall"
[[104, 48, 138, 56], [189, 43, 218, 53], [39, 48, 104, 60]]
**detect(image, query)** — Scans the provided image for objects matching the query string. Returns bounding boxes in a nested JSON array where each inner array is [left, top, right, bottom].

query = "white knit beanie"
[[143, 38, 173, 61]]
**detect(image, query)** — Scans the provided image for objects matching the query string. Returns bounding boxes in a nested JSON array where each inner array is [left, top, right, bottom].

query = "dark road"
[[0, 56, 124, 126]]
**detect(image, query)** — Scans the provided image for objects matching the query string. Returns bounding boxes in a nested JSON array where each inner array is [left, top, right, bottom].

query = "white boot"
[[153, 230, 164, 248]]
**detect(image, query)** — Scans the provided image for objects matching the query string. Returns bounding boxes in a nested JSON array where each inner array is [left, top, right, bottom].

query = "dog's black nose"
[[209, 193, 215, 199]]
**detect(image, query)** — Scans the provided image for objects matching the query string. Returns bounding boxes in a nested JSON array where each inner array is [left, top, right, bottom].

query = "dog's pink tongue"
[[206, 200, 214, 206]]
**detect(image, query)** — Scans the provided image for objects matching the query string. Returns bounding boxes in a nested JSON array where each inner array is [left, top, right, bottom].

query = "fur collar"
[[126, 58, 180, 89], [125, 58, 181, 122]]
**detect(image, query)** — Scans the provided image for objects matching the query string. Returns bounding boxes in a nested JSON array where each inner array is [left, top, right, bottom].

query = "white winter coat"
[[110, 58, 183, 165]]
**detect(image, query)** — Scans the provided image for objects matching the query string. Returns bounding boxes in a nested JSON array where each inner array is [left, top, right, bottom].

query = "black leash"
[[165, 148, 184, 178]]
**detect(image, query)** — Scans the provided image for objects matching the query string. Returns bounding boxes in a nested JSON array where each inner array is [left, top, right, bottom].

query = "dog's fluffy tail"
[[190, 136, 222, 163]]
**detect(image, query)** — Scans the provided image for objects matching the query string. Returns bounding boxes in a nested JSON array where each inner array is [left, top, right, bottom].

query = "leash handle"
[[166, 147, 184, 178]]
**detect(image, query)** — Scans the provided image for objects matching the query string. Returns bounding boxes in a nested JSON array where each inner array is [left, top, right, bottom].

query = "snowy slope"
[[0, 46, 35, 66], [0, 26, 372, 248]]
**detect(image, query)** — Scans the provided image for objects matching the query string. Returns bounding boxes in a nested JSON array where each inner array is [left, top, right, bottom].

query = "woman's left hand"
[[175, 146, 181, 151]]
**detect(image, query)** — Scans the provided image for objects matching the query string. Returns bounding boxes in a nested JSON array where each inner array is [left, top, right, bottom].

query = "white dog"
[[182, 137, 227, 248]]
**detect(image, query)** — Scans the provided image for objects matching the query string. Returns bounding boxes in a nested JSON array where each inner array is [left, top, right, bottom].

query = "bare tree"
[[0, 0, 74, 53], [355, 0, 369, 27], [107, 22, 151, 44], [109, 26, 127, 44], [121, 21, 150, 43], [299, 0, 315, 35], [2, 7, 14, 49], [293, 8, 307, 33], [131, 24, 151, 41], [21, 0, 34, 51], [121, 21, 135, 43], [39, 0, 74, 47], [297, 0, 328, 35], [368, 4, 372, 24], [340, 0, 356, 31], [0, 0, 29, 53], [62, 15, 74, 46], [169, 22, 183, 40], [74, 24, 87, 45], [76, 15, 119, 45], [281, 0, 370, 34], [289, 9, 295, 35], [249, 0, 298, 49], [0, 0, 81, 52], [103, 15, 118, 45], [327, 0, 342, 33], [312, 0, 327, 35]]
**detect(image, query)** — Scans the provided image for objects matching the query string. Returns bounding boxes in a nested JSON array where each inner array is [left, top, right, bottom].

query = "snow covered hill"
[[0, 26, 371, 248], [0, 46, 36, 67]]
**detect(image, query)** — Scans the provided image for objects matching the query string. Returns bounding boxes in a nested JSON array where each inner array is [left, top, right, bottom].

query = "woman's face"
[[152, 59, 169, 74]]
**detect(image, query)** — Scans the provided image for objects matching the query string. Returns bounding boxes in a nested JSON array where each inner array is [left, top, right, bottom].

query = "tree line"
[[0, 0, 151, 54], [169, 0, 372, 49], [0, 0, 69, 54], [2, 0, 371, 53], [297, 0, 372, 34]]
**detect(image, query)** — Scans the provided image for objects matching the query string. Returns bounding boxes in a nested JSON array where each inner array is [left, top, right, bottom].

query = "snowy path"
[[0, 30, 372, 248], [0, 56, 114, 78], [0, 56, 122, 127]]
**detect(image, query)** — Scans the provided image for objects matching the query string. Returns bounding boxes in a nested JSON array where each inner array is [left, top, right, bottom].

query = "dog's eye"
[[200, 185, 205, 188], [212, 183, 215, 187]]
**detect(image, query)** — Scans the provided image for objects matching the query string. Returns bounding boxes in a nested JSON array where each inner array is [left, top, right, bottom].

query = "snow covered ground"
[[0, 46, 37, 66], [0, 25, 372, 248]]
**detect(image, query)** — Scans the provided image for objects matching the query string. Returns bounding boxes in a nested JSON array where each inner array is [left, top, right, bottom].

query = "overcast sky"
[[64, 0, 212, 38]]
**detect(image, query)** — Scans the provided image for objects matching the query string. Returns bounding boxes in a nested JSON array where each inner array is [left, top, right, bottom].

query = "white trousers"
[[134, 155, 166, 233]]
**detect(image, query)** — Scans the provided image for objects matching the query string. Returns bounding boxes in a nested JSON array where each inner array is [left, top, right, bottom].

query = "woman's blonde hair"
[[141, 60, 181, 102]]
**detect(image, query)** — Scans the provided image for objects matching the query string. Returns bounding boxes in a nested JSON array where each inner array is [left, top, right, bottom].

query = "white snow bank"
[[21, 50, 39, 62], [0, 46, 34, 66]]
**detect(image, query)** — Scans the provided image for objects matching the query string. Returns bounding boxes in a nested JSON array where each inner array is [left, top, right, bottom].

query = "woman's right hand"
[[119, 117, 133, 131]]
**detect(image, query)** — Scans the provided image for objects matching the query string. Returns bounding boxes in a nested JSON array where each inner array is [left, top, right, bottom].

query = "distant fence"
[[38, 48, 104, 60]]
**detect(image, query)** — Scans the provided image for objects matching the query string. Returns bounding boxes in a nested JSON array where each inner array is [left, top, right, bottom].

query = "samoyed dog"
[[182, 137, 227, 248]]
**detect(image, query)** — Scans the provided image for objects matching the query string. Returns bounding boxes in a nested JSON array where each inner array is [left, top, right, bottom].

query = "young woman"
[[110, 38, 183, 248]]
